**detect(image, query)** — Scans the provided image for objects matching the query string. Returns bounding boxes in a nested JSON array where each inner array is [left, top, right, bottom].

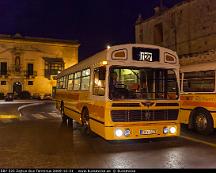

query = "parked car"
[[5, 93, 14, 101], [43, 93, 52, 100], [0, 92, 4, 100], [32, 93, 41, 100], [20, 91, 31, 99]]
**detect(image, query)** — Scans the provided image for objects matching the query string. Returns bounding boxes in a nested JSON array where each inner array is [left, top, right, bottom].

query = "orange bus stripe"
[[182, 101, 216, 108]]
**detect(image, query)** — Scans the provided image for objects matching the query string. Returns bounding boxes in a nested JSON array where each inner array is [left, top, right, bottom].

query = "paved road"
[[1, 101, 216, 168]]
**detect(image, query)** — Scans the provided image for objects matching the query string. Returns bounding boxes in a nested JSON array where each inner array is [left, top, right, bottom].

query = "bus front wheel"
[[194, 109, 214, 135], [81, 108, 91, 135]]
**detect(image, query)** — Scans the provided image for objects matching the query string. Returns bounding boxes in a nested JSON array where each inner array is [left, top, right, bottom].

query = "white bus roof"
[[180, 61, 216, 73], [57, 43, 179, 78]]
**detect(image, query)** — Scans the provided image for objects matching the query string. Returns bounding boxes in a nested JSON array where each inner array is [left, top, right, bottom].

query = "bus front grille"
[[111, 109, 179, 122]]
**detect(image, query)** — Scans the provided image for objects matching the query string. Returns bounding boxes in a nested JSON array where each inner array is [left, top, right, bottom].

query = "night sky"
[[0, 0, 183, 61]]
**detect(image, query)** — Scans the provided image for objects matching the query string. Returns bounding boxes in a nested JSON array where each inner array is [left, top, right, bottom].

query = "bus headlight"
[[124, 128, 131, 137], [163, 127, 169, 134], [170, 127, 177, 134], [115, 129, 123, 137]]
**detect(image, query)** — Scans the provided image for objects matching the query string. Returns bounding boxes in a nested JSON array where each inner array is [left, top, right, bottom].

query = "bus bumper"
[[104, 123, 180, 140]]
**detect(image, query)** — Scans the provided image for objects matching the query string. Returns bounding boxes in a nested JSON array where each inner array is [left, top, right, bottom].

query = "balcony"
[[0, 69, 37, 79], [0, 73, 9, 79], [24, 71, 37, 79], [0, 68, 10, 78], [44, 69, 60, 79]]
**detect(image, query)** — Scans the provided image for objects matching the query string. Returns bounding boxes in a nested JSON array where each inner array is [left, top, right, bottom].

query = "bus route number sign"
[[132, 47, 159, 62], [140, 52, 152, 61]]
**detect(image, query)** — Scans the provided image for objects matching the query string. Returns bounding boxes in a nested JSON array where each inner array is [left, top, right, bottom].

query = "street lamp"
[[107, 45, 111, 49]]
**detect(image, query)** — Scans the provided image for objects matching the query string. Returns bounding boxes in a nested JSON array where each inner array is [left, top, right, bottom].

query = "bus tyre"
[[60, 101, 67, 122], [81, 108, 92, 135], [194, 109, 214, 135]]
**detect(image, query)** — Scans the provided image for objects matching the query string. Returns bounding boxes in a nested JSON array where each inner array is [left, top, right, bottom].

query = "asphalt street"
[[0, 101, 216, 168]]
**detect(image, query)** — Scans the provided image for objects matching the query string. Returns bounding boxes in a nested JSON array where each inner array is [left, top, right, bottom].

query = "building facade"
[[0, 34, 79, 97], [135, 0, 216, 58]]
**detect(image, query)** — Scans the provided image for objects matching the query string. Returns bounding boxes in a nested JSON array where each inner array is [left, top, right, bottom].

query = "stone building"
[[135, 0, 216, 59], [0, 34, 79, 98]]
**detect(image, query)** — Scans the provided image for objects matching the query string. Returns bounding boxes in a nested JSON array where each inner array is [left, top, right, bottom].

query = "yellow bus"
[[55, 44, 180, 140], [180, 62, 216, 135]]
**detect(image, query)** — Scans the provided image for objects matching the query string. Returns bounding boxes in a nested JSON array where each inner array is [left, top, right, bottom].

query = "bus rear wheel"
[[60, 101, 67, 122], [194, 109, 214, 135]]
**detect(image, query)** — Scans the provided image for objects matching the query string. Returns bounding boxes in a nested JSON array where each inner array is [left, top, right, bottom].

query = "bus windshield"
[[109, 67, 178, 100]]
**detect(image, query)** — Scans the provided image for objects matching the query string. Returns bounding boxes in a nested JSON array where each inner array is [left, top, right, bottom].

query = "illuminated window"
[[57, 78, 60, 89], [63, 76, 68, 89], [1, 81, 6, 85], [67, 74, 74, 90], [74, 72, 81, 90], [183, 71, 215, 92], [43, 57, 64, 79], [109, 67, 178, 100], [81, 68, 90, 90], [59, 76, 67, 89], [59, 77, 64, 89]]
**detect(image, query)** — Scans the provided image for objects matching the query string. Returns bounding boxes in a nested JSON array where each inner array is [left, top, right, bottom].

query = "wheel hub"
[[195, 114, 207, 130]]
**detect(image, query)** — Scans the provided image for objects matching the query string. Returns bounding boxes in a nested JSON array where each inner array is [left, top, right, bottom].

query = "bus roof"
[[58, 49, 107, 78], [180, 61, 216, 73], [57, 43, 179, 78]]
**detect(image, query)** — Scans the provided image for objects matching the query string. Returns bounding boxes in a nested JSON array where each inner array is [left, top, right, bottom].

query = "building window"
[[28, 81, 33, 85], [45, 62, 64, 77], [50, 63, 63, 74], [27, 63, 34, 76], [1, 81, 6, 85], [0, 62, 7, 75], [154, 23, 163, 44]]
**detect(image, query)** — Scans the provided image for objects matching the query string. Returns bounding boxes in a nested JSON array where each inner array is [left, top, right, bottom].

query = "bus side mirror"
[[99, 67, 106, 80]]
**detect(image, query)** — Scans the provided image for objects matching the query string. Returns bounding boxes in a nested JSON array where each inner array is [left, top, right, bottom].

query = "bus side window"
[[99, 66, 106, 80], [93, 67, 106, 96]]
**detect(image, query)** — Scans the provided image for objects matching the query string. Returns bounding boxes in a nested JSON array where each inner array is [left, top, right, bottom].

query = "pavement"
[[0, 100, 54, 119]]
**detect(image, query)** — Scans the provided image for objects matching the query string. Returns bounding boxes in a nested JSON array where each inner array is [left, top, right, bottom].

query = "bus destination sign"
[[132, 47, 160, 62]]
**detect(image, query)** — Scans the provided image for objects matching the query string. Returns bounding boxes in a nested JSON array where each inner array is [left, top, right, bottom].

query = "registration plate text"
[[140, 129, 156, 135]]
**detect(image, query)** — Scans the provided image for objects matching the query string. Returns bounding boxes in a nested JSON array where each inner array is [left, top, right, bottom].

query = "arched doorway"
[[13, 82, 22, 97]]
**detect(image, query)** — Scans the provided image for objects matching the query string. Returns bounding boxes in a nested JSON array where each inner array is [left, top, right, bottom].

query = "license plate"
[[140, 129, 156, 135]]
